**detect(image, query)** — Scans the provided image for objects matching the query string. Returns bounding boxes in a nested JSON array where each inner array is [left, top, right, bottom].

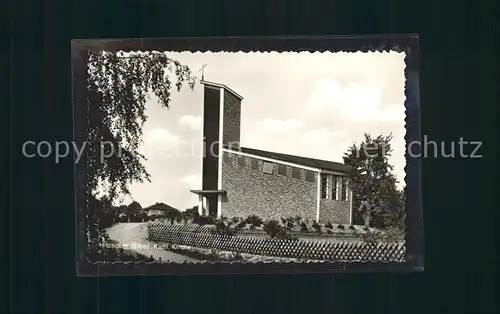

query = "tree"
[[343, 133, 404, 229], [126, 201, 142, 213], [95, 195, 116, 229], [184, 206, 199, 219], [181, 206, 199, 224], [379, 188, 405, 230], [84, 51, 196, 255], [164, 208, 181, 225]]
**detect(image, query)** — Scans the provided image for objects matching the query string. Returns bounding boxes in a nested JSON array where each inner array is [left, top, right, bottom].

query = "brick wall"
[[318, 200, 350, 225], [222, 90, 241, 147], [220, 152, 318, 221], [318, 173, 351, 224]]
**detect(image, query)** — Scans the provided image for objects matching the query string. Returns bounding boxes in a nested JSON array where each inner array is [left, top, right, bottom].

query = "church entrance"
[[205, 194, 218, 217], [190, 190, 226, 218]]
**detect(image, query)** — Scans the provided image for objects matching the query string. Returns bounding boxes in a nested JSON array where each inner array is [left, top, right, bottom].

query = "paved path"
[[106, 223, 198, 263]]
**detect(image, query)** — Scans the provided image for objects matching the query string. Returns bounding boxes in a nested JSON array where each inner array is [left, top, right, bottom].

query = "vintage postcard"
[[72, 36, 423, 275]]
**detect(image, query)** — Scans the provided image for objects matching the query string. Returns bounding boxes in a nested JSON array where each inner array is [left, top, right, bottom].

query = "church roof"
[[234, 146, 352, 173], [200, 80, 244, 100]]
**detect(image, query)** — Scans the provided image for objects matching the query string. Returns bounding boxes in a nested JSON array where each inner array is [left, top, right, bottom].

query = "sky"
[[118, 51, 407, 210]]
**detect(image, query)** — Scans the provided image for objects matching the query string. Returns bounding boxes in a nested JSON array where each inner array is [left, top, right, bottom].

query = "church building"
[[190, 80, 353, 224]]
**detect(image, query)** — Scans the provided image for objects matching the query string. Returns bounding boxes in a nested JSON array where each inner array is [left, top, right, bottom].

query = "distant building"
[[190, 80, 353, 224], [143, 202, 179, 216]]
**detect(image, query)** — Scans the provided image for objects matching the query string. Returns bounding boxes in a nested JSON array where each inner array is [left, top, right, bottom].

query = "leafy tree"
[[185, 206, 199, 219], [84, 51, 196, 256], [126, 201, 142, 213], [374, 182, 405, 230], [180, 206, 199, 224], [86, 51, 196, 199], [95, 195, 116, 229], [164, 208, 181, 225], [343, 133, 405, 229]]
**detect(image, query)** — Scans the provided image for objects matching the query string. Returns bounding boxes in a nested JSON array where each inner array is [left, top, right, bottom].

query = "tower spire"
[[199, 64, 207, 81]]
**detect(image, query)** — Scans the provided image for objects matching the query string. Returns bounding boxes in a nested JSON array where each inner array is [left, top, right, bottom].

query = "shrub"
[[361, 229, 402, 244], [194, 215, 216, 226], [245, 215, 263, 227], [300, 222, 309, 232], [381, 227, 404, 243], [264, 220, 298, 240], [215, 220, 239, 236], [349, 225, 356, 231], [236, 220, 247, 229], [327, 229, 333, 234], [325, 222, 334, 229], [362, 230, 382, 245], [275, 229, 299, 241], [337, 224, 345, 230], [180, 212, 190, 225], [263, 220, 281, 238], [215, 220, 226, 230], [285, 218, 295, 231], [312, 221, 322, 233], [363, 226, 370, 232], [185, 206, 199, 215]]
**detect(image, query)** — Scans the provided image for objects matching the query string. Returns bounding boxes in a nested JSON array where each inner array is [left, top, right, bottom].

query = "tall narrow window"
[[332, 175, 340, 200], [262, 161, 274, 174], [321, 174, 328, 199], [341, 178, 349, 201], [291, 167, 301, 179]]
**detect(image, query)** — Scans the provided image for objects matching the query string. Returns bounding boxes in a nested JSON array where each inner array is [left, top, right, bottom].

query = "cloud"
[[179, 174, 201, 189], [260, 118, 303, 133], [140, 128, 185, 159], [144, 128, 181, 144], [179, 115, 202, 131], [299, 127, 344, 145], [242, 76, 405, 189], [302, 78, 384, 123]]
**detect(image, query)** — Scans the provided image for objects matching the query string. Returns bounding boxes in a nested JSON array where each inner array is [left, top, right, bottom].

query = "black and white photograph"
[[72, 37, 423, 275]]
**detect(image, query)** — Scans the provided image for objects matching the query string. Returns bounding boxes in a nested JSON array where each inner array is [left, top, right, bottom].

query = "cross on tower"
[[199, 64, 207, 80]]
